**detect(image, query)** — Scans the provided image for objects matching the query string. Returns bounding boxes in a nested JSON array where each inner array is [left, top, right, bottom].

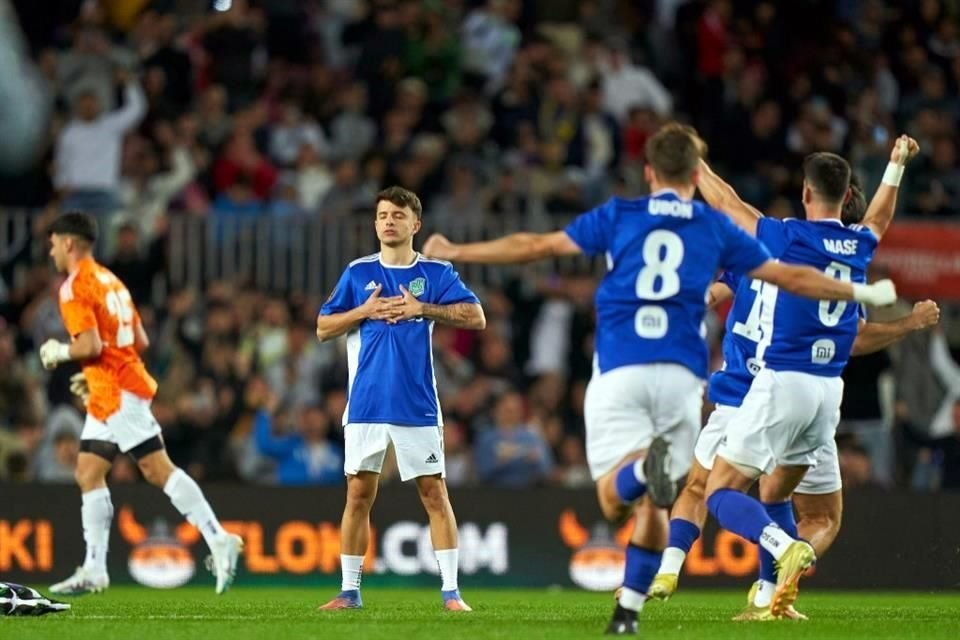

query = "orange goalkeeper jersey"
[[58, 256, 158, 421]]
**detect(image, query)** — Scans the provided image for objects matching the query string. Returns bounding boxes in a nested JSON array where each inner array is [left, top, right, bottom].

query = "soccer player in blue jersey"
[[315, 186, 486, 612], [649, 140, 939, 619], [423, 124, 896, 634], [686, 138, 919, 618]]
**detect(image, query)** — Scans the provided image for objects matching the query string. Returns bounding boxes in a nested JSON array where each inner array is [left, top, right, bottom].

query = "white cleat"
[[49, 567, 109, 596], [206, 534, 244, 594]]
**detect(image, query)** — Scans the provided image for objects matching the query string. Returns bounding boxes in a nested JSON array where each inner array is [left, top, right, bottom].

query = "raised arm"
[[930, 329, 960, 390], [861, 135, 919, 239], [748, 260, 896, 305], [852, 300, 940, 355], [103, 77, 146, 133], [697, 159, 764, 236], [422, 231, 582, 264]]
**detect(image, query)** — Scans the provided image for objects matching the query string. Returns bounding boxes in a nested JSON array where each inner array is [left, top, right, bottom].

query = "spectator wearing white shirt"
[[461, 0, 522, 94], [55, 72, 146, 228], [598, 43, 673, 122], [269, 99, 327, 168]]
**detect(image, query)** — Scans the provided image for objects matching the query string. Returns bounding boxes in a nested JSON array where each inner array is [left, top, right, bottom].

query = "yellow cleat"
[[647, 573, 678, 601], [771, 541, 816, 617], [732, 581, 776, 621]]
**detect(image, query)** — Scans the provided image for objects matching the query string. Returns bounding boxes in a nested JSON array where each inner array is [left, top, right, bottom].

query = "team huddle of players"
[[40, 122, 933, 634]]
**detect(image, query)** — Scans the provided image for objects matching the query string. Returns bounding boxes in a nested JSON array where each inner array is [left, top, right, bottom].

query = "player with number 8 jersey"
[[422, 123, 898, 635]]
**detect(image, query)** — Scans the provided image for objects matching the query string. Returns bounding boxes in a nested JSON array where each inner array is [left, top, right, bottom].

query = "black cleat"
[[643, 436, 677, 508], [605, 604, 638, 635]]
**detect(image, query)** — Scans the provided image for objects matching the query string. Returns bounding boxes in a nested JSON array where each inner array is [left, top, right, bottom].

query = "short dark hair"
[[803, 152, 851, 205], [841, 172, 866, 225], [49, 212, 98, 244], [376, 186, 422, 218], [645, 123, 706, 184]]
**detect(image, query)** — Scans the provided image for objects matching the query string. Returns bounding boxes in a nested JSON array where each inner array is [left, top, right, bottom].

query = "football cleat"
[[49, 566, 109, 596], [318, 589, 363, 610], [771, 541, 816, 617], [604, 603, 638, 635], [732, 582, 776, 621], [442, 589, 472, 611], [647, 572, 679, 601], [1, 582, 71, 615], [205, 533, 244, 595], [642, 437, 677, 508]]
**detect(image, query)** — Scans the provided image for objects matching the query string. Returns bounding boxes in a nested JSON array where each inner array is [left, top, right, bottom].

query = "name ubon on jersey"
[[563, 191, 771, 378], [59, 256, 158, 421], [320, 253, 479, 427], [708, 218, 877, 407]]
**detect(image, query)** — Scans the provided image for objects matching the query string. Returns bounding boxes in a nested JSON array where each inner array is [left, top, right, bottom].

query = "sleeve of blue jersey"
[[755, 216, 790, 256], [563, 198, 617, 256], [435, 263, 481, 305], [717, 214, 771, 277], [319, 267, 355, 315], [718, 270, 740, 291]]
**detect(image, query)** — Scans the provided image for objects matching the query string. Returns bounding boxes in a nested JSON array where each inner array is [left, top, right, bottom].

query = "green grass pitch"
[[8, 586, 957, 640]]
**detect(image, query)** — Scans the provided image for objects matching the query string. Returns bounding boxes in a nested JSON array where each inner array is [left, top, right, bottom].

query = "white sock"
[[754, 579, 776, 607], [341, 554, 364, 591], [81, 487, 113, 575], [619, 587, 647, 613], [659, 547, 686, 575], [758, 524, 795, 561], [163, 468, 227, 550], [435, 548, 459, 591]]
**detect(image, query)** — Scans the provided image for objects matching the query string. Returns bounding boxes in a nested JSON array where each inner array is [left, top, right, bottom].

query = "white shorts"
[[81, 390, 162, 453], [584, 363, 704, 481], [693, 404, 737, 470], [696, 403, 842, 493], [719, 369, 843, 475], [344, 423, 445, 482], [795, 438, 842, 495]]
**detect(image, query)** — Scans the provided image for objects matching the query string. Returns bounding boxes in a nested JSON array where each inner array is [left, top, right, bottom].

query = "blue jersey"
[[708, 218, 877, 407], [320, 253, 480, 426], [564, 191, 771, 378]]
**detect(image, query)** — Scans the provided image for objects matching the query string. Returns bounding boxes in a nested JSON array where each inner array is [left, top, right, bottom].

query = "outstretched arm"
[[697, 159, 764, 236], [861, 135, 919, 239], [422, 231, 582, 264], [748, 260, 897, 305], [852, 300, 940, 355]]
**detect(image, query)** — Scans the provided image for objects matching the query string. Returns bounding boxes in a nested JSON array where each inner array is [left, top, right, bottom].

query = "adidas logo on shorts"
[[425, 453, 439, 464]]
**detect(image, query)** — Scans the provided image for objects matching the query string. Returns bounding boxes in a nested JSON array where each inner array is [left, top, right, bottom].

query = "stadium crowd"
[[1, 0, 959, 490]]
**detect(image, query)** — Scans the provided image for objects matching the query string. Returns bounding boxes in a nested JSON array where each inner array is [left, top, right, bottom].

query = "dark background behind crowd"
[[1, 0, 959, 492]]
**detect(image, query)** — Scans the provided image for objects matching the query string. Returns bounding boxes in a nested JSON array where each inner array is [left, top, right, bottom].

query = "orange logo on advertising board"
[[558, 510, 759, 590], [0, 520, 52, 572]]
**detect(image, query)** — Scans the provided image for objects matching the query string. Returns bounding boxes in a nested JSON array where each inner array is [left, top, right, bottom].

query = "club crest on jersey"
[[408, 277, 426, 297]]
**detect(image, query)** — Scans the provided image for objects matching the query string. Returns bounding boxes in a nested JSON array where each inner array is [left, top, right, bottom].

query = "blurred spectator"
[[269, 99, 327, 168], [474, 391, 553, 488], [57, 26, 135, 112], [597, 41, 672, 121], [443, 421, 473, 487], [106, 223, 154, 306], [201, 0, 262, 109], [54, 73, 146, 220], [840, 347, 894, 487], [35, 428, 80, 483], [329, 83, 377, 162], [254, 401, 343, 486], [461, 0, 522, 94], [903, 399, 960, 491]]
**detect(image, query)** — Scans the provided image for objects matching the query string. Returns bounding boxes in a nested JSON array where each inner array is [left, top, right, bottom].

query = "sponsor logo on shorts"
[[425, 453, 439, 464]]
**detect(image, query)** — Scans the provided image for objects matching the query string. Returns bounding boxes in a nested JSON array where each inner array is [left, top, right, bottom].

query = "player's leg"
[[49, 435, 116, 596], [393, 425, 470, 610], [607, 363, 701, 634], [648, 460, 709, 600], [650, 403, 737, 600], [320, 423, 388, 610], [414, 474, 470, 610], [790, 438, 843, 557], [135, 445, 241, 594]]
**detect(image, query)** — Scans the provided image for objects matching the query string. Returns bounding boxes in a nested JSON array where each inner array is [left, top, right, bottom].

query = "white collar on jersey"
[[378, 252, 421, 268]]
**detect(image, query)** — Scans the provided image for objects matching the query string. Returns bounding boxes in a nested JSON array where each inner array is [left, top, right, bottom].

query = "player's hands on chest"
[[358, 280, 428, 325]]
